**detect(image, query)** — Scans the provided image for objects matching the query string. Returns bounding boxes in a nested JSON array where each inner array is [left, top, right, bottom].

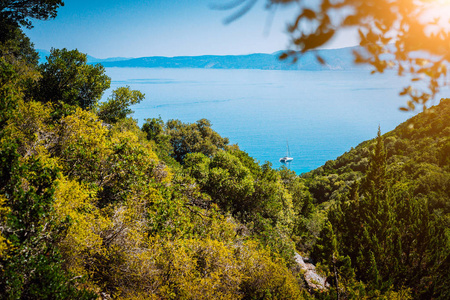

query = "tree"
[[97, 86, 145, 124], [142, 116, 175, 163], [34, 48, 111, 110], [166, 118, 229, 163], [185, 151, 255, 213], [0, 0, 64, 29], [362, 126, 387, 193], [0, 152, 96, 299], [0, 0, 64, 44], [227, 0, 449, 111], [0, 27, 39, 66], [142, 117, 165, 142]]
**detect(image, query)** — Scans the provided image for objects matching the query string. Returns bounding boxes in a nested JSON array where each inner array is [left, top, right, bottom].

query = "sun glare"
[[426, 0, 450, 11], [420, 0, 450, 27]]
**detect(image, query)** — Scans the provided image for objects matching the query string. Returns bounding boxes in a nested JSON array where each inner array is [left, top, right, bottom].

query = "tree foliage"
[[228, 0, 449, 110], [1, 2, 450, 298], [33, 48, 111, 110], [0, 0, 64, 30], [1, 80, 306, 298], [144, 118, 230, 163], [97, 86, 145, 124], [309, 99, 450, 298], [0, 143, 96, 298]]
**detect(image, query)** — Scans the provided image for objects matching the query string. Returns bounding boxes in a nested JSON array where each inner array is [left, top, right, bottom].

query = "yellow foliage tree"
[[0, 195, 11, 258], [52, 177, 110, 282]]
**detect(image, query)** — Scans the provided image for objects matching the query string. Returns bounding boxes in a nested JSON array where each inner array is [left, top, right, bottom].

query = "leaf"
[[343, 15, 358, 26], [316, 55, 326, 65], [399, 86, 412, 96], [279, 53, 289, 60], [301, 9, 316, 20], [303, 30, 335, 51]]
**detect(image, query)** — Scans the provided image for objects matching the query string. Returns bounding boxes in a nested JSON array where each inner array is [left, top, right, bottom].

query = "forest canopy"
[[0, 1, 449, 299]]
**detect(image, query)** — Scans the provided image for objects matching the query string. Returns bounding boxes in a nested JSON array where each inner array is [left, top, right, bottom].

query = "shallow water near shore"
[[104, 67, 448, 174]]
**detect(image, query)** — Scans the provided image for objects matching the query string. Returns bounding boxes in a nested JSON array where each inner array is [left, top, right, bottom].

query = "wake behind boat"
[[280, 141, 293, 163]]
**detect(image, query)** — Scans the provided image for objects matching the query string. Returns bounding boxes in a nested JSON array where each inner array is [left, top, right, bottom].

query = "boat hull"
[[279, 157, 293, 163]]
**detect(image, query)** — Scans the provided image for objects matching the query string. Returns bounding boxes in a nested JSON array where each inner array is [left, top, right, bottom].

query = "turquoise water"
[[104, 67, 448, 174]]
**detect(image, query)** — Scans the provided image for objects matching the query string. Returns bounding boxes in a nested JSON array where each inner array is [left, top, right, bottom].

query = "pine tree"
[[364, 126, 387, 194]]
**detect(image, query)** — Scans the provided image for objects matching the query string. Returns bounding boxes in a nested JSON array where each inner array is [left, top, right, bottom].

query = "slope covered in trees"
[[1, 2, 449, 299], [1, 25, 311, 299], [2, 38, 449, 297], [302, 99, 450, 299], [304, 98, 450, 207]]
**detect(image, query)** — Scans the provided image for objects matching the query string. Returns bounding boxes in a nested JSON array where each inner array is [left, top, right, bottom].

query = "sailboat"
[[279, 141, 293, 163]]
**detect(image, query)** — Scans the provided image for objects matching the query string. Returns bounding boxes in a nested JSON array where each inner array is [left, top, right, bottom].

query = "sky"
[[25, 0, 359, 58]]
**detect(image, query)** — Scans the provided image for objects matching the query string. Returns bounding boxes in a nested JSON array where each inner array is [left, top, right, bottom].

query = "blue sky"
[[25, 0, 359, 58]]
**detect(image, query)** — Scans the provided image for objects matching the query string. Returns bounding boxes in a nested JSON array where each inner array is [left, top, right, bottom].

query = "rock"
[[295, 252, 329, 291]]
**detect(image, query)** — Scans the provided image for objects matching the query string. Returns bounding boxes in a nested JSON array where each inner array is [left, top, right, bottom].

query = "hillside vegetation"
[[1, 19, 449, 300], [1, 33, 311, 299], [302, 99, 450, 299]]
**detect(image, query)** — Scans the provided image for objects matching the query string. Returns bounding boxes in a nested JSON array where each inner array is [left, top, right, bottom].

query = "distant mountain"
[[37, 46, 372, 70], [97, 46, 369, 71], [88, 56, 132, 64]]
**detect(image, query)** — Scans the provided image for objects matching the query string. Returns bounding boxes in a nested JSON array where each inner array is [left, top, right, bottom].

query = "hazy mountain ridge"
[[98, 47, 369, 70], [38, 47, 371, 70]]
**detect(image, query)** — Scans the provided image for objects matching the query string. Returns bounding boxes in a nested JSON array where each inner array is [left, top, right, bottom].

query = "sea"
[[103, 67, 449, 174]]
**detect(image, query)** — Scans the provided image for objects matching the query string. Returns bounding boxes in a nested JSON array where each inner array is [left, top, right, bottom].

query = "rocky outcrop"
[[295, 253, 329, 291]]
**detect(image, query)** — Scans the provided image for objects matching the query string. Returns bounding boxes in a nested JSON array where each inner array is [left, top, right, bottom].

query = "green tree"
[[33, 48, 111, 110], [97, 86, 145, 124], [0, 28, 41, 109], [362, 126, 387, 193], [0, 153, 95, 299], [0, 27, 39, 66], [142, 116, 175, 164], [0, 0, 64, 29], [184, 151, 255, 213], [166, 118, 229, 163], [142, 116, 165, 141], [0, 60, 21, 130], [0, 0, 64, 43]]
